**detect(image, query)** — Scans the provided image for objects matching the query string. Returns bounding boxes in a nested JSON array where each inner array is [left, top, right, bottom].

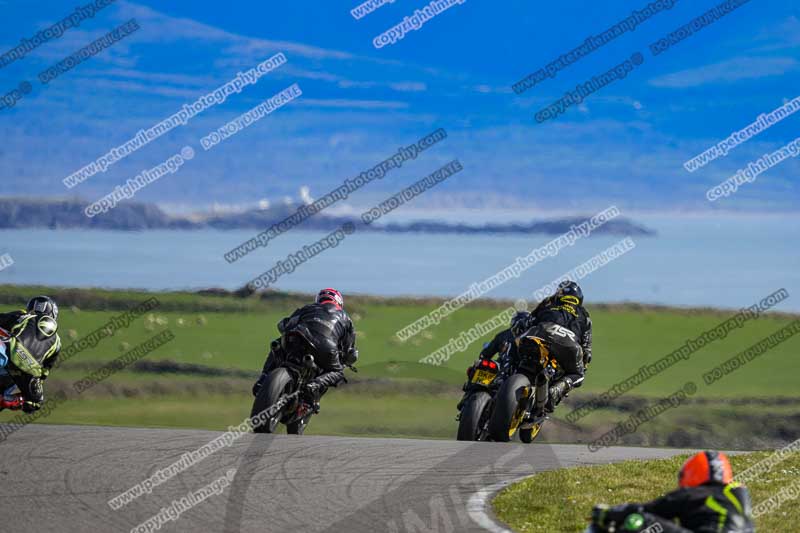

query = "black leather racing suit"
[[457, 328, 519, 412], [527, 295, 592, 387], [598, 482, 755, 533], [0, 310, 61, 412], [515, 295, 592, 411], [479, 328, 518, 367], [261, 303, 356, 392]]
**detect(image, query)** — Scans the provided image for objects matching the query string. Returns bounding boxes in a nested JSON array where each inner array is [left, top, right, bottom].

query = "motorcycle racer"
[[252, 288, 358, 409], [0, 296, 61, 413], [457, 311, 529, 412], [590, 451, 755, 533], [479, 311, 530, 365], [523, 280, 592, 413]]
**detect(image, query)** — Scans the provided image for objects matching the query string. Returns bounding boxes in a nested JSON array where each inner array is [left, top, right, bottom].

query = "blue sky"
[[0, 0, 798, 213]]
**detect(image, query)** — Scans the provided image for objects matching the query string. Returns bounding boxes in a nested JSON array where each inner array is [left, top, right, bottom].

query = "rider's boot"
[[455, 377, 472, 411], [545, 377, 573, 413], [456, 391, 470, 412], [298, 385, 323, 417]]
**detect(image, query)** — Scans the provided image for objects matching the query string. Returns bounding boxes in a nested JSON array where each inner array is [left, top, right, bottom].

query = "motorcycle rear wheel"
[[488, 373, 532, 442]]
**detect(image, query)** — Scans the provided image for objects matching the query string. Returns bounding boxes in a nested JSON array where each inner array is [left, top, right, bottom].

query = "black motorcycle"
[[487, 334, 558, 443], [456, 357, 501, 441], [456, 342, 520, 441], [250, 332, 328, 435]]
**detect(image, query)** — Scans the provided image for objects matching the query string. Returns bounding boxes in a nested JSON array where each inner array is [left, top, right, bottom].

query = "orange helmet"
[[678, 451, 733, 488]]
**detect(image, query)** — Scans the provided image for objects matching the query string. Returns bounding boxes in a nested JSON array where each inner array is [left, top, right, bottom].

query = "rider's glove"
[[305, 381, 323, 394], [252, 373, 266, 397], [343, 348, 359, 366]]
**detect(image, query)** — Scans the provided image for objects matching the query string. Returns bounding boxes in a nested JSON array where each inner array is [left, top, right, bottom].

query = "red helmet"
[[678, 451, 733, 488], [316, 288, 344, 309]]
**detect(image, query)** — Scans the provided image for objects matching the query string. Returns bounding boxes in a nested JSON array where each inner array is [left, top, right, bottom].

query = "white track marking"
[[467, 476, 532, 532]]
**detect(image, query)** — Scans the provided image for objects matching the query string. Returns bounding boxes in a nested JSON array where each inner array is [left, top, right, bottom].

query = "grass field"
[[0, 285, 798, 445], [493, 451, 800, 533]]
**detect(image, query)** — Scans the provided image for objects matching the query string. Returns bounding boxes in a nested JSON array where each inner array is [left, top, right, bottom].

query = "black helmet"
[[555, 280, 583, 306], [510, 311, 530, 337], [27, 296, 59, 320]]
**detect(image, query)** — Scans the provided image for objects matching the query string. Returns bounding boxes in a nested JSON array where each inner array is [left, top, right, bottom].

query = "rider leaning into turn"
[[252, 288, 358, 405], [591, 451, 755, 533], [479, 310, 530, 367], [521, 280, 592, 413], [0, 296, 62, 413], [458, 311, 530, 411]]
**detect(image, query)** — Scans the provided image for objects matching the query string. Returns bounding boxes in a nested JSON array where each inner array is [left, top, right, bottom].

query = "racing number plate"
[[471, 368, 497, 385]]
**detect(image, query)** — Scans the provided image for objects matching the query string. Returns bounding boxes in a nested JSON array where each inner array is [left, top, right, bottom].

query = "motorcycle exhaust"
[[533, 373, 548, 414]]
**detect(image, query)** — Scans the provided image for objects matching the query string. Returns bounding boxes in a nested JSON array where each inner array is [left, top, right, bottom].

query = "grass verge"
[[25, 389, 463, 439], [493, 451, 800, 532]]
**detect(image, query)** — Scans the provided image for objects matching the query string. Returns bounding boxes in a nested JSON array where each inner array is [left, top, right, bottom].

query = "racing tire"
[[487, 373, 531, 442], [287, 415, 311, 435], [251, 368, 294, 434], [457, 391, 492, 441]]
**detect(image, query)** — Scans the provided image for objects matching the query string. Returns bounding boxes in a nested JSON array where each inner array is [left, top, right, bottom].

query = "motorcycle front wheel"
[[250, 368, 294, 433], [456, 391, 492, 441]]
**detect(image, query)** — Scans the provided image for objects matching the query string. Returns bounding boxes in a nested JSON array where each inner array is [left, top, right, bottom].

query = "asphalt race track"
[[0, 425, 687, 532]]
